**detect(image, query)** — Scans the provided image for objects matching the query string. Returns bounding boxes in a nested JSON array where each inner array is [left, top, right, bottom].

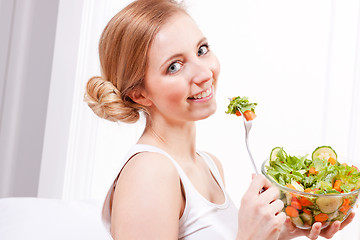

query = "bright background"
[[1, 0, 359, 239]]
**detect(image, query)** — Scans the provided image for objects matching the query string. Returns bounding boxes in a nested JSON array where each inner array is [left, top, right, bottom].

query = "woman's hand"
[[279, 212, 356, 240], [236, 174, 286, 240]]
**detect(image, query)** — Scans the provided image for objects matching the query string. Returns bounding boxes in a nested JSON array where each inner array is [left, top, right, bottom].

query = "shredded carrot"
[[291, 201, 302, 210], [304, 188, 312, 193], [309, 167, 318, 174], [328, 157, 336, 165], [299, 197, 313, 207], [339, 198, 351, 214], [286, 184, 296, 190], [291, 193, 300, 199], [285, 206, 299, 218], [302, 208, 311, 215], [339, 204, 351, 214], [314, 213, 329, 222], [243, 110, 256, 121], [343, 198, 350, 206], [333, 180, 342, 192]]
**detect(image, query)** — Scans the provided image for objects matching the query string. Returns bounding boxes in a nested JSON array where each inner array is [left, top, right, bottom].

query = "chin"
[[194, 104, 217, 121]]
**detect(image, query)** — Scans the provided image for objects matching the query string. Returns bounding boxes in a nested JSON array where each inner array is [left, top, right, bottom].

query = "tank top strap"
[[197, 151, 225, 189], [129, 145, 223, 187], [125, 144, 194, 186]]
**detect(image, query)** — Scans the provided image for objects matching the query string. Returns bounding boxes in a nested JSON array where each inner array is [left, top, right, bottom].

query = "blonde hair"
[[84, 0, 186, 123]]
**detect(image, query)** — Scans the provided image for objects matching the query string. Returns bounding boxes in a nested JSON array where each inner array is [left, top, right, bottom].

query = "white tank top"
[[102, 144, 239, 240]]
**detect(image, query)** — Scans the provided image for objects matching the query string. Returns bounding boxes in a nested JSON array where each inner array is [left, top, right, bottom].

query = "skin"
[[111, 12, 222, 240], [110, 12, 354, 240]]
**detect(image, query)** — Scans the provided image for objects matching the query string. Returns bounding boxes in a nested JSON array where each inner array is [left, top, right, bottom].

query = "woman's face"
[[142, 12, 220, 123]]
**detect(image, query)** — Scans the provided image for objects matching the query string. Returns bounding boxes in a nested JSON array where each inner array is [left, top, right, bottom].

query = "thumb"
[[284, 216, 297, 233]]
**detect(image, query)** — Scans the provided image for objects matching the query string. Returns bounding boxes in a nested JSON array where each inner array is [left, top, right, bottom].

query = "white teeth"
[[191, 87, 212, 99]]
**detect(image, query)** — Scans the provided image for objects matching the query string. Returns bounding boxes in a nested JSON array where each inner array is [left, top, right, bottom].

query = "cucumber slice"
[[300, 212, 313, 225], [270, 147, 285, 161], [291, 216, 304, 227], [316, 196, 343, 214], [312, 146, 337, 161], [327, 210, 339, 220]]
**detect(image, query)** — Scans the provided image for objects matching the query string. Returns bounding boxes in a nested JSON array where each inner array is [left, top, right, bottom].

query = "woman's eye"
[[198, 44, 209, 56], [167, 62, 182, 74]]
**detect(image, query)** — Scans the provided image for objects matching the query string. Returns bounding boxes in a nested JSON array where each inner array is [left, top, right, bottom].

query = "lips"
[[188, 86, 212, 100]]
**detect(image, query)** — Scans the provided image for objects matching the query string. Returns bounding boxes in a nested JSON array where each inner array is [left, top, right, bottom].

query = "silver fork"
[[240, 113, 259, 175]]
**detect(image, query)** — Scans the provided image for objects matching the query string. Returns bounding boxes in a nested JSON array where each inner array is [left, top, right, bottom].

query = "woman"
[[85, 0, 354, 239]]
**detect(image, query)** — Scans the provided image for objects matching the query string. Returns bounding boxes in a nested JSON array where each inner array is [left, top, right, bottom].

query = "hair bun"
[[84, 76, 140, 123]]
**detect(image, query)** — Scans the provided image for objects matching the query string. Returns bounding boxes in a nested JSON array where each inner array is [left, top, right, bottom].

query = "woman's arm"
[[110, 152, 184, 240]]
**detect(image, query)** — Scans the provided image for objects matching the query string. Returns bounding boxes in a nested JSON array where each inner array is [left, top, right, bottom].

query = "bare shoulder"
[[119, 151, 180, 182], [203, 151, 225, 184], [111, 151, 182, 239]]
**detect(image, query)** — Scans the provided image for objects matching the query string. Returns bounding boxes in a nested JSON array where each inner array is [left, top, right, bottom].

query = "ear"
[[127, 88, 153, 107]]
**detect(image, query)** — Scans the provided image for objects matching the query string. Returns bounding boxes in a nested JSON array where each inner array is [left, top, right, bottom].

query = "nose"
[[189, 59, 214, 85]]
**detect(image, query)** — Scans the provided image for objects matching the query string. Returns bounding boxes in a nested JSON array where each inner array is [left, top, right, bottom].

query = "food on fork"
[[225, 96, 257, 121]]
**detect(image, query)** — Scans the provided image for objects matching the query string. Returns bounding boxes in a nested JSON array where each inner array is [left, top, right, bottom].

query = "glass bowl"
[[261, 158, 360, 229]]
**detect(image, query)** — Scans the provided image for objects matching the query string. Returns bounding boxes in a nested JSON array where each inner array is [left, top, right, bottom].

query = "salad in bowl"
[[262, 146, 360, 229]]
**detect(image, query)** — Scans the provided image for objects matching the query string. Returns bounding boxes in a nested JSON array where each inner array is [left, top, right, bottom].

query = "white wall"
[[0, 0, 59, 197], [37, 0, 360, 239]]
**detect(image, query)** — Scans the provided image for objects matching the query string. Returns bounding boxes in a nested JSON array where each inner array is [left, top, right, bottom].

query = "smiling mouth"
[[188, 86, 212, 100]]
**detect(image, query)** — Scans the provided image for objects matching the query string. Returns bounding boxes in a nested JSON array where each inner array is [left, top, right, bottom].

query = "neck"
[[138, 117, 197, 162]]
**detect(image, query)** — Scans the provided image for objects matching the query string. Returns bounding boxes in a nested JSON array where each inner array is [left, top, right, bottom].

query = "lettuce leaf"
[[266, 148, 360, 194], [226, 96, 257, 115]]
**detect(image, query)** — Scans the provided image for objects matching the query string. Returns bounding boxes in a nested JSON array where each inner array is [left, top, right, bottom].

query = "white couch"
[[0, 197, 112, 240]]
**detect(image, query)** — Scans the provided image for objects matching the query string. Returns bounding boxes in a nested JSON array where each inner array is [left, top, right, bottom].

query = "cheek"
[[165, 83, 188, 102], [153, 80, 188, 105], [211, 55, 221, 83]]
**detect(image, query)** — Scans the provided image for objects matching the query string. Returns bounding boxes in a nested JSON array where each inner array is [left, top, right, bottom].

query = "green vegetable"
[[300, 213, 313, 225], [265, 147, 360, 193], [312, 146, 337, 161], [316, 197, 343, 213], [225, 96, 257, 115], [291, 216, 304, 227], [270, 147, 285, 162]]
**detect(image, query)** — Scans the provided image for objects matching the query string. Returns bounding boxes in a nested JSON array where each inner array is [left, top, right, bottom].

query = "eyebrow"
[[160, 37, 208, 70]]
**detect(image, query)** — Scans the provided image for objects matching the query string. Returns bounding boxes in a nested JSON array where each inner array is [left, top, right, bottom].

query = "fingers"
[[312, 212, 355, 239], [276, 211, 287, 225], [307, 222, 322, 240], [321, 221, 341, 238], [246, 174, 272, 196], [260, 185, 281, 205], [284, 216, 297, 233], [318, 213, 355, 238], [339, 212, 355, 230], [270, 199, 285, 215]]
